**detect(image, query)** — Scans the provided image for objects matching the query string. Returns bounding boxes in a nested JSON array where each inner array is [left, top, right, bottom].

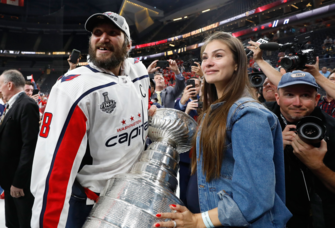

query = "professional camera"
[[259, 31, 316, 71], [294, 116, 326, 147], [248, 72, 266, 88]]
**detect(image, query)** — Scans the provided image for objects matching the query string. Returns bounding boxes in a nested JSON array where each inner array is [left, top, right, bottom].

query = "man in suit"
[[0, 69, 39, 228], [147, 59, 185, 108]]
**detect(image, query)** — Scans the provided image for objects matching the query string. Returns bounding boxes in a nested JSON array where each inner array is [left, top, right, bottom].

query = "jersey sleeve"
[[30, 84, 89, 228]]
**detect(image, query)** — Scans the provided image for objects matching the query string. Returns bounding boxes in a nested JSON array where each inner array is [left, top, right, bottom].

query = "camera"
[[248, 72, 266, 88], [294, 116, 326, 147], [259, 31, 316, 71], [281, 49, 315, 71]]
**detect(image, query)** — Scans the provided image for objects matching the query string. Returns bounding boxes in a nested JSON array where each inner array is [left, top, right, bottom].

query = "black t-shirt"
[[265, 102, 335, 227]]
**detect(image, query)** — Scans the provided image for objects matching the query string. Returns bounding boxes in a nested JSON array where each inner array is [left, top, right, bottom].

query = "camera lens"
[[249, 73, 265, 88], [281, 56, 300, 70], [300, 122, 322, 139], [251, 75, 263, 86], [296, 116, 326, 147]]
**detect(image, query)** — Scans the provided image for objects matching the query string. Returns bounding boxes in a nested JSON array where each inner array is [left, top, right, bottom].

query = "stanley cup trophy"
[[83, 108, 197, 228]]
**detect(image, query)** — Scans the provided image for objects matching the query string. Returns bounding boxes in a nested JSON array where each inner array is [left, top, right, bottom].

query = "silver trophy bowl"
[[83, 108, 197, 228]]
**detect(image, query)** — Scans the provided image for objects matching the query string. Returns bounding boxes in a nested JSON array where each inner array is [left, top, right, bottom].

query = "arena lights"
[[52, 52, 66, 55], [291, 4, 299, 9], [202, 9, 211, 13], [131, 0, 297, 50], [132, 2, 335, 61], [120, 0, 159, 16]]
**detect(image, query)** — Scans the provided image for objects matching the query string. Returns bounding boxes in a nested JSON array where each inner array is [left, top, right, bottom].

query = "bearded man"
[[30, 12, 151, 228]]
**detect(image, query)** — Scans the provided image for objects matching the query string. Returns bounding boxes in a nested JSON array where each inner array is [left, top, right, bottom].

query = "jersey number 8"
[[40, 112, 53, 138]]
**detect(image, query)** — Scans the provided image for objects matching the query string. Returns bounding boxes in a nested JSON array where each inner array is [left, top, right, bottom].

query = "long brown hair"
[[191, 32, 253, 182]]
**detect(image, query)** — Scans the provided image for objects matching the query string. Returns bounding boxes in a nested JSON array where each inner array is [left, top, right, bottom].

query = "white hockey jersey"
[[30, 58, 149, 228]]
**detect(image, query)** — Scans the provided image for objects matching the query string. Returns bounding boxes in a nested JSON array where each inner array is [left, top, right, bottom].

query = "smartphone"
[[186, 80, 197, 99], [186, 79, 195, 88], [192, 58, 199, 66], [198, 101, 203, 109], [156, 60, 169, 69], [70, 49, 81, 64], [32, 89, 39, 95]]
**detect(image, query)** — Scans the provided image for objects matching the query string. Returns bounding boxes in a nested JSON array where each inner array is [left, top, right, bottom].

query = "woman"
[[153, 32, 291, 227]]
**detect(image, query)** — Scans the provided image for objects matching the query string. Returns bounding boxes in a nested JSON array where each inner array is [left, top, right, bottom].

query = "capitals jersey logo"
[[100, 92, 116, 114]]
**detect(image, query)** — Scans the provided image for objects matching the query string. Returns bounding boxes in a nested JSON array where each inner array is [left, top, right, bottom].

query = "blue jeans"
[[65, 181, 95, 228]]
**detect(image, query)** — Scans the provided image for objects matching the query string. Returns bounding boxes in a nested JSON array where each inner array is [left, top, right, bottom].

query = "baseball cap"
[[85, 11, 130, 39], [278, 70, 319, 89]]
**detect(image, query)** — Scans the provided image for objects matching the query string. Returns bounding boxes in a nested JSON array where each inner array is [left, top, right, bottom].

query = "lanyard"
[[280, 113, 310, 201]]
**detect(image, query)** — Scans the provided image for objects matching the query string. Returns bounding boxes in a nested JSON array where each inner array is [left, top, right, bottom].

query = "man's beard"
[[89, 39, 128, 71]]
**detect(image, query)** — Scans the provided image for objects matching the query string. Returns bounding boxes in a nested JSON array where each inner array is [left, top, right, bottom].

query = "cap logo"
[[291, 73, 305, 78], [104, 12, 118, 22]]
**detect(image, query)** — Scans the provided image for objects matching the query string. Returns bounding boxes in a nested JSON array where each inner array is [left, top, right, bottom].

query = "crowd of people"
[[0, 10, 335, 228], [322, 35, 335, 57]]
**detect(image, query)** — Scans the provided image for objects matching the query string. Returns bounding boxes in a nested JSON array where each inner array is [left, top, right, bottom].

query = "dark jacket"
[[265, 101, 335, 227], [174, 95, 199, 119], [150, 73, 185, 108], [0, 93, 39, 190]]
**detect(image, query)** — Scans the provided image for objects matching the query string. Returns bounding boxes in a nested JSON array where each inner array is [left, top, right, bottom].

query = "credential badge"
[[100, 92, 116, 114]]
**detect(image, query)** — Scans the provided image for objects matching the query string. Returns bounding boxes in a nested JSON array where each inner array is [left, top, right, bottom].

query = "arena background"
[[0, 0, 335, 224]]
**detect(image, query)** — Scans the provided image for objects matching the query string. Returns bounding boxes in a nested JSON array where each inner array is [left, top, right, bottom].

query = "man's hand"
[[191, 62, 203, 76], [10, 185, 25, 198], [31, 94, 40, 102], [180, 85, 197, 105], [247, 41, 263, 62], [167, 60, 180, 75], [282, 125, 296, 148], [185, 100, 198, 114], [291, 135, 327, 171], [67, 55, 79, 71], [305, 56, 321, 78], [148, 105, 157, 117], [147, 60, 160, 74]]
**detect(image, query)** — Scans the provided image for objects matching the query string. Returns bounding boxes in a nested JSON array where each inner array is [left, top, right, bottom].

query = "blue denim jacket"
[[196, 97, 292, 227]]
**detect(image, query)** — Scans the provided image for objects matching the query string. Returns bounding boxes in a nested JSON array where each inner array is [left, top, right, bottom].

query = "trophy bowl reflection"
[[83, 108, 197, 228]]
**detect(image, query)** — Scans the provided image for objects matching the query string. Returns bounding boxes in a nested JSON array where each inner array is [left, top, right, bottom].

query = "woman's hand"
[[185, 100, 198, 114], [153, 204, 204, 228]]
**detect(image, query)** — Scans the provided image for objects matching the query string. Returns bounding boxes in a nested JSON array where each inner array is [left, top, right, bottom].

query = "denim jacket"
[[196, 97, 292, 227]]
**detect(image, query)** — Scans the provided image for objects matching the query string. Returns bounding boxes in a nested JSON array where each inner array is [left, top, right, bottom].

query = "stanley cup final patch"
[[100, 92, 116, 114]]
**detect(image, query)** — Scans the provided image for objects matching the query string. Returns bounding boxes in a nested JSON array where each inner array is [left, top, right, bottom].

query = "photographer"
[[248, 42, 335, 227], [248, 41, 335, 100], [147, 59, 185, 108], [262, 77, 277, 102]]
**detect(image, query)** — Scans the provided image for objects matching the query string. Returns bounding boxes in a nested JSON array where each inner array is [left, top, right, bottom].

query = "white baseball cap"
[[85, 11, 130, 39]]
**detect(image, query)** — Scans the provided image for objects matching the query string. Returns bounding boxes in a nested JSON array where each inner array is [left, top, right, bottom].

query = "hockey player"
[[30, 12, 153, 227]]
